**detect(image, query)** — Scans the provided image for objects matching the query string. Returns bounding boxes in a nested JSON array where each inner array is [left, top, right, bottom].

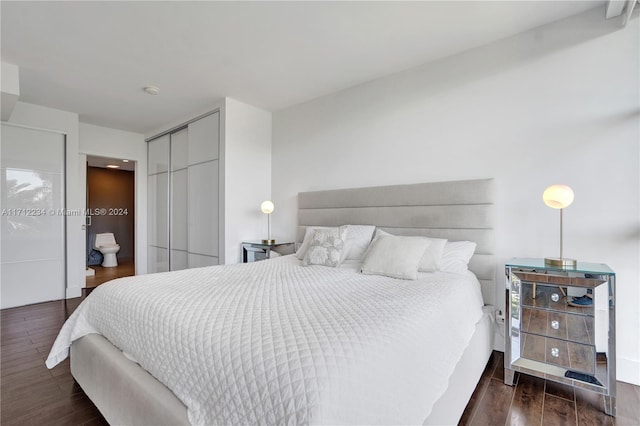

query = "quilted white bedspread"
[[47, 256, 484, 425]]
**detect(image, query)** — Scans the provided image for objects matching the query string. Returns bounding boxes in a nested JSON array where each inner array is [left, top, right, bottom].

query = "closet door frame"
[[169, 128, 188, 271], [147, 134, 170, 273]]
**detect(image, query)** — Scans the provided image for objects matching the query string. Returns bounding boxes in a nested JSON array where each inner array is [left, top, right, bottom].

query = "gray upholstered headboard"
[[297, 179, 496, 306]]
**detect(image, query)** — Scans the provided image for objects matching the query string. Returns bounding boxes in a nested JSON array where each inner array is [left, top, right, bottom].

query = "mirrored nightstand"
[[242, 241, 295, 263], [504, 258, 616, 416]]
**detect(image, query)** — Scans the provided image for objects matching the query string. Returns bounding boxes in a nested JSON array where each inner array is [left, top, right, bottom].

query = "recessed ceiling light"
[[122, 159, 129, 163], [106, 165, 120, 169], [143, 85, 160, 95]]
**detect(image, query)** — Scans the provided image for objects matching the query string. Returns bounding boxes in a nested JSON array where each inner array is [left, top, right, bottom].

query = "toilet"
[[94, 233, 120, 267]]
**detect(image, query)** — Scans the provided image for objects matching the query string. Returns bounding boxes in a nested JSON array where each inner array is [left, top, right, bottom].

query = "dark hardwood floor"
[[2, 299, 639, 425], [85, 259, 135, 289], [1, 298, 107, 425], [460, 351, 640, 425]]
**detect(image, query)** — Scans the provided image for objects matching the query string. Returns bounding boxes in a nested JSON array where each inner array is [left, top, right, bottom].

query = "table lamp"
[[260, 200, 275, 244], [543, 184, 576, 268]]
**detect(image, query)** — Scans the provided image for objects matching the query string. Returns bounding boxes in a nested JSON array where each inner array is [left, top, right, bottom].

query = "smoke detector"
[[143, 85, 160, 95]]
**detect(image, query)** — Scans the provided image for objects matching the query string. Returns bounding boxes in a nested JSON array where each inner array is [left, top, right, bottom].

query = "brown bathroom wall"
[[87, 167, 135, 261]]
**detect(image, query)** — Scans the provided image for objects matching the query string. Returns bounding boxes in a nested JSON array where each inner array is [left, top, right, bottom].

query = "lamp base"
[[262, 239, 276, 245], [544, 257, 577, 268]]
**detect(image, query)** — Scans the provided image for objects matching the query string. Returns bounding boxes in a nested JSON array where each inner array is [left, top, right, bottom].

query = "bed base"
[[71, 334, 188, 425], [424, 309, 494, 425], [71, 311, 493, 426]]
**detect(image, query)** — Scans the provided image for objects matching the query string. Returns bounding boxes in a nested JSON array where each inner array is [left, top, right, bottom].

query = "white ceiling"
[[1, 1, 605, 135]]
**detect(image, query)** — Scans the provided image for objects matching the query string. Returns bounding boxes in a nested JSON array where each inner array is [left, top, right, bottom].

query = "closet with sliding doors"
[[147, 112, 219, 273]]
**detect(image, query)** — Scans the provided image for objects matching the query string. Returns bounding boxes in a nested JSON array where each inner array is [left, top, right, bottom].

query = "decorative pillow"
[[440, 241, 477, 274], [296, 225, 374, 261], [302, 226, 348, 267], [296, 226, 327, 260], [374, 229, 447, 272], [360, 234, 430, 280], [343, 225, 376, 261]]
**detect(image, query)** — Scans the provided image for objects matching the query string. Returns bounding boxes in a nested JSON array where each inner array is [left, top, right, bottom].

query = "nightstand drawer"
[[521, 307, 594, 345], [521, 333, 596, 375], [514, 272, 606, 288], [520, 282, 594, 317]]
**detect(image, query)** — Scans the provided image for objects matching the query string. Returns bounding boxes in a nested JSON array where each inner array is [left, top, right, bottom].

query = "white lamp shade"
[[260, 200, 274, 214], [543, 185, 574, 209]]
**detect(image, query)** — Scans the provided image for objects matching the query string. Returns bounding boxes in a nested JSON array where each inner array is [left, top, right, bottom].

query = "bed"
[[46, 178, 496, 425]]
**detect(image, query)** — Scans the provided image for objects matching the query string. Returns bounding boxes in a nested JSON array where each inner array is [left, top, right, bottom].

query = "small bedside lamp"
[[543, 184, 576, 268], [260, 200, 275, 245]]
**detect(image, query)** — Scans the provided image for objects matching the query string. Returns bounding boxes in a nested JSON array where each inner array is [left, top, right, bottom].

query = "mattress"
[[47, 255, 484, 425]]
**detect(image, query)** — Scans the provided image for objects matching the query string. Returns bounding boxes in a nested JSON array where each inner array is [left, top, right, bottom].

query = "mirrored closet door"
[[147, 112, 219, 273]]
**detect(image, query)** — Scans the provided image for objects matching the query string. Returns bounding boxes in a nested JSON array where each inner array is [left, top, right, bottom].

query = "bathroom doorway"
[[85, 156, 135, 290]]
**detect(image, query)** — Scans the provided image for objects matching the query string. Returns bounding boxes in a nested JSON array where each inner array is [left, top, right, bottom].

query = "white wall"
[[223, 98, 272, 263], [272, 9, 639, 384], [79, 123, 147, 274], [8, 102, 84, 298]]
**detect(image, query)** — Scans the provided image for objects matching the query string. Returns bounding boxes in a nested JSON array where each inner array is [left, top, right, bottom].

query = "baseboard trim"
[[617, 357, 640, 386], [66, 286, 82, 299]]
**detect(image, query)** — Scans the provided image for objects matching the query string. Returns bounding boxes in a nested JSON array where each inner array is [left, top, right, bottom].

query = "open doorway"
[[85, 155, 135, 290]]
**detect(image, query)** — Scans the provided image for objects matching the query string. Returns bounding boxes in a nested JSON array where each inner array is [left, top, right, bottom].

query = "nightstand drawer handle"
[[551, 347, 560, 358], [551, 293, 560, 302], [551, 320, 560, 330]]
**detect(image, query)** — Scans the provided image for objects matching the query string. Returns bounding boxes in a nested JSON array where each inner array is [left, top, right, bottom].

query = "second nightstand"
[[504, 258, 616, 416], [242, 241, 295, 263]]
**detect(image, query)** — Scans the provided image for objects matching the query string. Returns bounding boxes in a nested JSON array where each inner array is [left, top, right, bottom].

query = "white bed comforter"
[[47, 255, 484, 425]]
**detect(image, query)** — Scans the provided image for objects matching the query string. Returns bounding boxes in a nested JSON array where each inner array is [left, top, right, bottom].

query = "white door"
[[1, 123, 66, 308]]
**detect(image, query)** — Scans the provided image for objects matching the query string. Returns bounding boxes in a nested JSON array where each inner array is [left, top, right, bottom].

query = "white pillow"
[[297, 225, 375, 261], [360, 234, 430, 280], [343, 225, 376, 260], [302, 226, 348, 267], [374, 229, 447, 272], [418, 238, 447, 272], [440, 241, 477, 274]]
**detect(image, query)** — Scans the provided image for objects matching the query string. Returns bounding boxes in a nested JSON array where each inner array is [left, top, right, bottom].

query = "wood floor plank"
[[49, 359, 71, 377], [0, 363, 52, 387], [574, 387, 613, 426], [459, 353, 498, 425], [2, 398, 75, 426], [506, 374, 545, 426], [0, 346, 41, 363], [1, 354, 47, 376], [1, 390, 69, 423], [469, 378, 515, 426], [616, 381, 640, 425], [54, 374, 86, 396], [491, 351, 505, 382], [546, 379, 576, 402], [1, 377, 61, 405], [543, 394, 578, 425]]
